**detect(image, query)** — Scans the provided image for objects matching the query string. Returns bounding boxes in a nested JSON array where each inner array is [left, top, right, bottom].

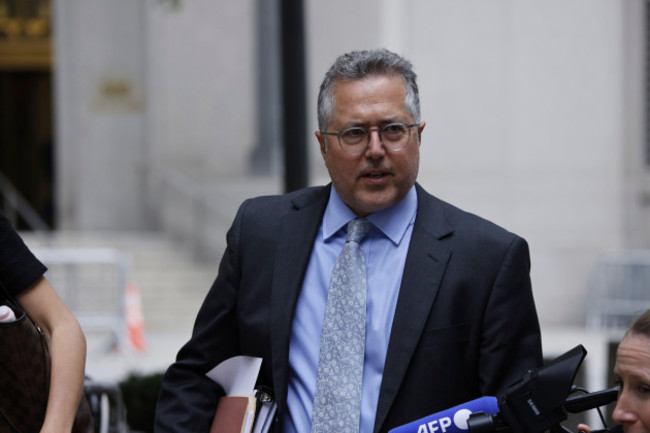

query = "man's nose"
[[365, 129, 385, 156]]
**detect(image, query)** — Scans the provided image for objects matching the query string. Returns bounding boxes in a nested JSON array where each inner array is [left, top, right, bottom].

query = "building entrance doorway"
[[0, 0, 54, 229]]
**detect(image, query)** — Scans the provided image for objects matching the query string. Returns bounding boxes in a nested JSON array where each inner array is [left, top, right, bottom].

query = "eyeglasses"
[[321, 122, 419, 156]]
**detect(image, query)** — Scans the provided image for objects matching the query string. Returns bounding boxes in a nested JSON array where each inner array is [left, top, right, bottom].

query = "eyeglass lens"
[[340, 123, 411, 154]]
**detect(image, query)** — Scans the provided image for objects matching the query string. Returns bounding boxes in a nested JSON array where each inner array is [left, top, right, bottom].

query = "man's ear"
[[316, 130, 328, 158], [417, 121, 426, 145]]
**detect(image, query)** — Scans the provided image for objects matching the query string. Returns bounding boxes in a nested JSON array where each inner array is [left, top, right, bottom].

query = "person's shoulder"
[[236, 185, 329, 217], [0, 212, 47, 295], [416, 184, 524, 243]]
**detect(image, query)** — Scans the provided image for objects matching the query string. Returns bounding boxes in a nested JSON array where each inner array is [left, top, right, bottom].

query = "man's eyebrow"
[[344, 118, 406, 128]]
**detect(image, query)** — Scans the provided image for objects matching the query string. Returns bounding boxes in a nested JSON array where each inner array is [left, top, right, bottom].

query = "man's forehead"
[[330, 75, 408, 108]]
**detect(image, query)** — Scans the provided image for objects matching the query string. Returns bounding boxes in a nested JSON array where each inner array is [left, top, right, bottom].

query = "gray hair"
[[317, 48, 421, 131]]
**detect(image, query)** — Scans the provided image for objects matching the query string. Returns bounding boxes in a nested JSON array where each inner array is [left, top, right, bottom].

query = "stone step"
[[20, 231, 219, 334]]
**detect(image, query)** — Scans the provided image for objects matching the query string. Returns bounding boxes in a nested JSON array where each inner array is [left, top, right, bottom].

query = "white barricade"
[[31, 247, 132, 351]]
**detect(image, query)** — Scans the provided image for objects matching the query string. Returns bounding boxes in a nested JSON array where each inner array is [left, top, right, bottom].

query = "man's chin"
[[352, 193, 400, 215]]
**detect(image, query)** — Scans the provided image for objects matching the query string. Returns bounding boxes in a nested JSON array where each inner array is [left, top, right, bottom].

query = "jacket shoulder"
[[416, 184, 525, 245], [237, 185, 329, 217]]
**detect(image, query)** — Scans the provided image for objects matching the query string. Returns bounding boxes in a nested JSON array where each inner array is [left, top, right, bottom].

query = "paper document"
[[206, 355, 263, 395], [252, 388, 277, 433], [207, 356, 269, 433]]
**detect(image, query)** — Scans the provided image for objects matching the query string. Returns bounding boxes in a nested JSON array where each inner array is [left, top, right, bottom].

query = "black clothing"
[[0, 212, 47, 296]]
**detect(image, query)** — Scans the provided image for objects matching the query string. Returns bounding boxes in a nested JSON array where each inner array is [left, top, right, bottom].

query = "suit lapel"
[[374, 185, 454, 433], [269, 186, 330, 412]]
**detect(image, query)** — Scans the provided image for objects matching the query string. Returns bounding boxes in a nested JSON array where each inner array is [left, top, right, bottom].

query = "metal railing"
[[160, 169, 235, 263], [0, 170, 49, 231], [31, 247, 132, 351]]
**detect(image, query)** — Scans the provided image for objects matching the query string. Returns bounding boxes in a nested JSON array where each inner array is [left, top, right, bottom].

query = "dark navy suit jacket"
[[154, 183, 543, 433]]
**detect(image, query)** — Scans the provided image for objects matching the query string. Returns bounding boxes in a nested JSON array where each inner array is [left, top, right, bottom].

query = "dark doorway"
[[0, 0, 54, 229], [0, 70, 54, 228]]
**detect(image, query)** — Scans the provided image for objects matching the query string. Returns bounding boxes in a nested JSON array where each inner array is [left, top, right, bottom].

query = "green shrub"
[[118, 371, 165, 433]]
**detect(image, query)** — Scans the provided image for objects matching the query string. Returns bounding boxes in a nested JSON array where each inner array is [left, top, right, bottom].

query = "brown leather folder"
[[210, 395, 256, 433]]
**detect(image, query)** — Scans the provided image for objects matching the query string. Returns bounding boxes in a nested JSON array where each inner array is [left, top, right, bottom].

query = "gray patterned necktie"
[[311, 218, 371, 433]]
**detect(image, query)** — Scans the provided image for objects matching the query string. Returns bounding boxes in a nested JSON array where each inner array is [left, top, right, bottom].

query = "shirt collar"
[[323, 185, 418, 245]]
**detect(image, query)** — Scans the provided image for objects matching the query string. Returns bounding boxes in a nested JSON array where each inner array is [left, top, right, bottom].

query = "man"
[[155, 49, 543, 433]]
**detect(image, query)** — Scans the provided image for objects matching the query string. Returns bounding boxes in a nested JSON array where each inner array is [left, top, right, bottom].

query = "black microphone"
[[565, 387, 619, 413], [582, 425, 624, 433]]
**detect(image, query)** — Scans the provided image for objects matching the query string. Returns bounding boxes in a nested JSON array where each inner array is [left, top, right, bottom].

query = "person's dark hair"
[[317, 48, 420, 131], [628, 309, 650, 338]]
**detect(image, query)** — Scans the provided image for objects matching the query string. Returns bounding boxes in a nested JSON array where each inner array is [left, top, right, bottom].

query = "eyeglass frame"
[[320, 122, 420, 156]]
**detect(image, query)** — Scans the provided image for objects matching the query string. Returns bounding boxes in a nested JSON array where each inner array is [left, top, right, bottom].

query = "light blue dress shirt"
[[283, 186, 417, 433]]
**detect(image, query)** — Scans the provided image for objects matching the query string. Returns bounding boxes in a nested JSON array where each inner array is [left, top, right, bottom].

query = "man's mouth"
[[360, 167, 391, 179], [359, 170, 392, 185]]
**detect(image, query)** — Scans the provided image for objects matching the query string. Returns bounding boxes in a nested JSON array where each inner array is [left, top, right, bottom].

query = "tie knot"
[[346, 218, 371, 243]]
